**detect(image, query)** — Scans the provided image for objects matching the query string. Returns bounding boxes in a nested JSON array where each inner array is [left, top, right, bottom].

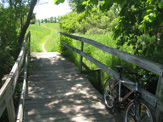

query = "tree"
[[31, 13, 36, 24], [55, 0, 163, 63], [0, 0, 38, 80], [18, 0, 37, 46]]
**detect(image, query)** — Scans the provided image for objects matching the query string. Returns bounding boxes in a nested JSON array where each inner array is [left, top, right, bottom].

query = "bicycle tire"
[[124, 99, 155, 122], [103, 78, 118, 110]]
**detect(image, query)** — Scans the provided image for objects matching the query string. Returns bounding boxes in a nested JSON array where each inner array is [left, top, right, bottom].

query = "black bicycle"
[[103, 66, 155, 122]]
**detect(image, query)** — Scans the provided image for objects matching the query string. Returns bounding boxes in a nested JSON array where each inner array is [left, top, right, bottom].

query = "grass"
[[27, 23, 60, 52], [60, 33, 135, 92], [43, 23, 61, 52]]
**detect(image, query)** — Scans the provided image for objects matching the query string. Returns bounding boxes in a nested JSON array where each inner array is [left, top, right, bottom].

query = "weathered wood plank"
[[80, 42, 84, 72], [156, 75, 163, 97], [24, 52, 120, 122], [60, 32, 163, 76], [7, 98, 16, 122], [0, 84, 13, 116], [16, 52, 29, 122], [155, 75, 163, 121], [82, 62, 91, 71]]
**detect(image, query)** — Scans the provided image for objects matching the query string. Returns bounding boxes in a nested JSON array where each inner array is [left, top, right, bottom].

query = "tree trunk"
[[18, 0, 37, 46]]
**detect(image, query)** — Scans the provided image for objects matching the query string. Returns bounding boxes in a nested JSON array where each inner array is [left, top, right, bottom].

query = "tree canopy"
[[55, 0, 163, 64], [0, 0, 37, 81]]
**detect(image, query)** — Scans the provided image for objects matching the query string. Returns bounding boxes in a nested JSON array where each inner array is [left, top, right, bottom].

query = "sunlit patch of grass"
[[27, 23, 51, 52], [43, 23, 61, 52], [27, 23, 60, 52]]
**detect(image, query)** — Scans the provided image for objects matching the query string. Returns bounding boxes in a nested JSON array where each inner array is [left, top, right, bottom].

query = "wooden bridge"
[[24, 52, 121, 122], [0, 32, 163, 122]]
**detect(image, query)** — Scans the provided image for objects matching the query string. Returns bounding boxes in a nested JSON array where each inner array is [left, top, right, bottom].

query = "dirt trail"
[[42, 39, 48, 52], [41, 24, 58, 52]]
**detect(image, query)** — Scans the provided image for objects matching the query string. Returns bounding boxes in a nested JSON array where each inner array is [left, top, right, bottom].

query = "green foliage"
[[27, 23, 61, 52], [0, 0, 35, 81], [31, 13, 36, 24], [56, 0, 163, 65], [39, 17, 58, 23], [76, 0, 163, 65], [54, 0, 65, 5], [59, 6, 118, 34], [113, 1, 163, 56], [0, 4, 18, 80]]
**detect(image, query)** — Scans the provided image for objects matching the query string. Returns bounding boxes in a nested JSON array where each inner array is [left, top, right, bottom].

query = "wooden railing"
[[60, 32, 163, 120], [0, 32, 31, 122]]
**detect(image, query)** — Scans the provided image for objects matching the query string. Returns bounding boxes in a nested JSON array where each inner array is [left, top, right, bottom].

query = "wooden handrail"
[[60, 32, 163, 76], [16, 33, 31, 122], [0, 32, 31, 122], [60, 32, 163, 116]]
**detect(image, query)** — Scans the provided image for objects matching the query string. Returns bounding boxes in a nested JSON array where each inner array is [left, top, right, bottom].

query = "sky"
[[34, 0, 72, 20]]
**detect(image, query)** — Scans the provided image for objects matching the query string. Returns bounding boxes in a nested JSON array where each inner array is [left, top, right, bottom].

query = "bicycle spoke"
[[140, 104, 152, 121], [103, 78, 118, 109], [125, 100, 154, 122]]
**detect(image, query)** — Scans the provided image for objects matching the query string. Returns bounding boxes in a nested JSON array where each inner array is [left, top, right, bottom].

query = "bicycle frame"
[[116, 79, 137, 102]]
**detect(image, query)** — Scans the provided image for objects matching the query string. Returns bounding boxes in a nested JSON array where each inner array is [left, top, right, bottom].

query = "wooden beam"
[[80, 42, 84, 72], [16, 51, 29, 122], [82, 62, 91, 71], [7, 98, 16, 122]]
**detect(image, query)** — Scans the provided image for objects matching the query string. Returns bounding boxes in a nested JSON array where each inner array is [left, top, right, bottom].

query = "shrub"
[[59, 6, 118, 34]]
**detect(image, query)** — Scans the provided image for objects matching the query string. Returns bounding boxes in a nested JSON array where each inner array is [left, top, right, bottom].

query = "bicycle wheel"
[[103, 78, 118, 109], [124, 99, 155, 122]]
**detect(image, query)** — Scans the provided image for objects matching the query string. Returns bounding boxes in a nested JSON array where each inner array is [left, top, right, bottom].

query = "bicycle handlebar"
[[115, 65, 156, 80]]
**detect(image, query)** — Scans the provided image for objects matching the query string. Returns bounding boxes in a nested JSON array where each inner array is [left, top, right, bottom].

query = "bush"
[[59, 6, 118, 34], [86, 28, 106, 34]]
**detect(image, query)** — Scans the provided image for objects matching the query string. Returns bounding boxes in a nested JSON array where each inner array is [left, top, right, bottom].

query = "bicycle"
[[103, 66, 155, 122]]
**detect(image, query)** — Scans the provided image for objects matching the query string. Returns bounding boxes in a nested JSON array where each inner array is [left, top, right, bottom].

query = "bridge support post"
[[80, 41, 84, 72], [155, 74, 163, 122], [7, 98, 16, 122]]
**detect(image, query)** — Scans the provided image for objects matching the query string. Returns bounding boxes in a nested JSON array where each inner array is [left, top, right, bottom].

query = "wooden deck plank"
[[24, 52, 122, 122]]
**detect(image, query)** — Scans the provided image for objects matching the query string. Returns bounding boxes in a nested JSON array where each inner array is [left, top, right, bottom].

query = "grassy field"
[[27, 23, 60, 52]]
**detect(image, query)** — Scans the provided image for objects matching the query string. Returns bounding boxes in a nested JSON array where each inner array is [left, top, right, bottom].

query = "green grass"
[[42, 23, 61, 52], [27, 23, 60, 52], [61, 33, 135, 92]]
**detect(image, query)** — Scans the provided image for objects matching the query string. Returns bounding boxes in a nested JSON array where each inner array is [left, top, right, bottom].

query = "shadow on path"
[[24, 52, 123, 122]]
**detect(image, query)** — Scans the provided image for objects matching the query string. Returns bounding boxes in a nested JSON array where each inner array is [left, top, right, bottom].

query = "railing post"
[[80, 41, 84, 72], [29, 31, 31, 56], [155, 72, 163, 122], [7, 98, 16, 122], [97, 70, 101, 86]]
